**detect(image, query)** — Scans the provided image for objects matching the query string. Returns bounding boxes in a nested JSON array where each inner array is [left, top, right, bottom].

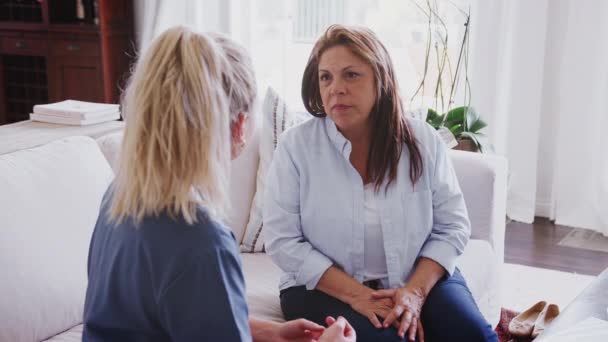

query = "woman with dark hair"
[[264, 24, 498, 342]]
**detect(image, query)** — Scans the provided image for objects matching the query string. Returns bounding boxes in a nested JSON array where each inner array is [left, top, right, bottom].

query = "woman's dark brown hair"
[[302, 24, 423, 189]]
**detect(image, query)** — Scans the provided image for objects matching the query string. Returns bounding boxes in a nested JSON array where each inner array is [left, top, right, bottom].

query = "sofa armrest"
[[448, 150, 508, 264]]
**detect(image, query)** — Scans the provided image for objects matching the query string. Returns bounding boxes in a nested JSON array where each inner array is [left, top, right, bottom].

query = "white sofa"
[[0, 122, 507, 341]]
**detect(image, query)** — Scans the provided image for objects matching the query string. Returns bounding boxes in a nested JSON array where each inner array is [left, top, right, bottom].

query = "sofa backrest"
[[96, 127, 508, 262], [95, 122, 261, 244], [0, 136, 114, 342]]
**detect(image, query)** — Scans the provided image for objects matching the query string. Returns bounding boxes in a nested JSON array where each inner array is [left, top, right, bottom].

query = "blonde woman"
[[83, 27, 355, 342], [264, 25, 498, 342]]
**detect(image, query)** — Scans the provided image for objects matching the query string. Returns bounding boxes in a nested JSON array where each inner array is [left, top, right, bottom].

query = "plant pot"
[[454, 138, 479, 152]]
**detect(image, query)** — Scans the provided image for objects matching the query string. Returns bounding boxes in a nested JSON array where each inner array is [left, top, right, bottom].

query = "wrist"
[[346, 284, 372, 305], [406, 284, 428, 300], [251, 319, 280, 342]]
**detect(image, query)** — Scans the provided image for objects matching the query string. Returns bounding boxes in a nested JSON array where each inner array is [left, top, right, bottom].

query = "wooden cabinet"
[[0, 0, 135, 125]]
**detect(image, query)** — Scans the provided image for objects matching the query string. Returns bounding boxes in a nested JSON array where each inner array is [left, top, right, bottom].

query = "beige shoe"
[[531, 303, 560, 338], [508, 301, 547, 338]]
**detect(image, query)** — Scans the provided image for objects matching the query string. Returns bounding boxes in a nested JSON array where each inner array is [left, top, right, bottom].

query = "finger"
[[321, 320, 343, 339], [398, 311, 414, 338], [308, 329, 324, 340], [330, 316, 347, 332], [382, 306, 404, 328], [371, 289, 396, 298], [408, 318, 418, 342], [344, 318, 356, 338], [418, 319, 425, 342], [336, 316, 347, 326], [325, 316, 336, 326], [296, 318, 324, 332], [368, 313, 382, 329]]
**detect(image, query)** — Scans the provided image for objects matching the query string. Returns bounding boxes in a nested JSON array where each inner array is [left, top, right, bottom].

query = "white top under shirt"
[[363, 183, 389, 282]]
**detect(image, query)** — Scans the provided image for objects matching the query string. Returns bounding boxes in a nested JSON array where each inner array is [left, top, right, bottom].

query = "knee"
[[423, 316, 497, 342]]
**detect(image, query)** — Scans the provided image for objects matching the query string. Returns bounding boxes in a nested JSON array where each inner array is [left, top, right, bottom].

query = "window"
[[239, 0, 473, 112]]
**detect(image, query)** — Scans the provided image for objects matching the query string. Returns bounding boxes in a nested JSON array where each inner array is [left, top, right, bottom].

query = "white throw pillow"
[[240, 87, 307, 252], [0, 136, 114, 342]]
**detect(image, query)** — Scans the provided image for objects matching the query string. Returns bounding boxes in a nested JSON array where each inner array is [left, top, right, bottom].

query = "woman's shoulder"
[[279, 116, 325, 144], [404, 117, 444, 164], [190, 210, 239, 251], [127, 207, 239, 257], [405, 117, 439, 144]]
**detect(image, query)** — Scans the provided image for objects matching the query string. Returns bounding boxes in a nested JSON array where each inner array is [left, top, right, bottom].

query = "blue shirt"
[[83, 189, 251, 342], [263, 117, 471, 291]]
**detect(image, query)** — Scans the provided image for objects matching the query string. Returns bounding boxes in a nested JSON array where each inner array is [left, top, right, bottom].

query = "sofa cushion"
[[95, 131, 123, 171], [43, 324, 82, 342], [227, 116, 261, 243], [39, 239, 499, 341], [241, 253, 285, 322], [240, 87, 305, 252], [0, 136, 113, 342], [240, 239, 500, 326]]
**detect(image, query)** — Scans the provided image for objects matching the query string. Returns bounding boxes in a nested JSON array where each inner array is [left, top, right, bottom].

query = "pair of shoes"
[[508, 301, 560, 339]]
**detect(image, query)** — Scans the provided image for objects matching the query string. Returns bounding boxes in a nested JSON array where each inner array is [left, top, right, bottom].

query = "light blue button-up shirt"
[[263, 116, 471, 291]]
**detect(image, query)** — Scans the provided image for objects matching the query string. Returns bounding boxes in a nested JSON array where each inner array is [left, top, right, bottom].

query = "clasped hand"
[[351, 286, 426, 341]]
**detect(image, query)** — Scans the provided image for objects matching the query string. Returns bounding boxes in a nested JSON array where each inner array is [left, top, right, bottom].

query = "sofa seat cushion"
[[41, 241, 498, 342], [241, 253, 285, 322], [43, 325, 83, 342], [241, 239, 500, 326]]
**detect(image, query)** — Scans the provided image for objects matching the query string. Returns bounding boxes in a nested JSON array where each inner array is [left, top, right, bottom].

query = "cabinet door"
[[0, 33, 50, 124], [49, 55, 102, 102], [48, 35, 103, 102]]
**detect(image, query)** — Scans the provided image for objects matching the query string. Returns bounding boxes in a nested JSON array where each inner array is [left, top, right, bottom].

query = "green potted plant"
[[426, 106, 489, 153], [409, 0, 491, 153]]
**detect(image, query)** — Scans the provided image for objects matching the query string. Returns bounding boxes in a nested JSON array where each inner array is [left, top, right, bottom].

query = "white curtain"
[[133, 0, 231, 51], [470, 0, 608, 235], [129, 0, 608, 235]]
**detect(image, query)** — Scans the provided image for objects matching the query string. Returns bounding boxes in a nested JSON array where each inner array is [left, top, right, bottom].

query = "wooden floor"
[[505, 217, 608, 276]]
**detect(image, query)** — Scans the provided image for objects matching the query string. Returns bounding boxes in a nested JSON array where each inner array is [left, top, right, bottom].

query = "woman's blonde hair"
[[110, 26, 255, 225]]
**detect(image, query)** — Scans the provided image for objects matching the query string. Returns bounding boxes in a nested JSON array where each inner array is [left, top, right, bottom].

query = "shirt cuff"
[[297, 249, 333, 290], [419, 239, 461, 276]]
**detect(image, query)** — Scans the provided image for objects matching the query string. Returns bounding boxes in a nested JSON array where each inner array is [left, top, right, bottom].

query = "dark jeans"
[[280, 269, 499, 342]]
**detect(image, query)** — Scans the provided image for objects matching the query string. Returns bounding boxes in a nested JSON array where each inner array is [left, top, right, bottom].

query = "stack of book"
[[30, 100, 120, 126]]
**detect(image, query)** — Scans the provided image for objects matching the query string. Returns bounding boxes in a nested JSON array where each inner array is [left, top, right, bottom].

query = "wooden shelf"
[[0, 0, 135, 125]]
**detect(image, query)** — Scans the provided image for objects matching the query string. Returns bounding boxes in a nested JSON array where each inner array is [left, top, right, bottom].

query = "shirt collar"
[[323, 116, 351, 159]]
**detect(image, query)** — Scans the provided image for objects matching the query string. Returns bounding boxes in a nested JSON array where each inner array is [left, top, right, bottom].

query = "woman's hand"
[[349, 288, 396, 328], [318, 316, 356, 342], [372, 286, 426, 341]]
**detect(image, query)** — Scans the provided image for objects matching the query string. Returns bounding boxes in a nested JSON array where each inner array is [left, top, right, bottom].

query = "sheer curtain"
[[133, 0, 230, 51], [470, 0, 608, 235], [551, 0, 608, 234]]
